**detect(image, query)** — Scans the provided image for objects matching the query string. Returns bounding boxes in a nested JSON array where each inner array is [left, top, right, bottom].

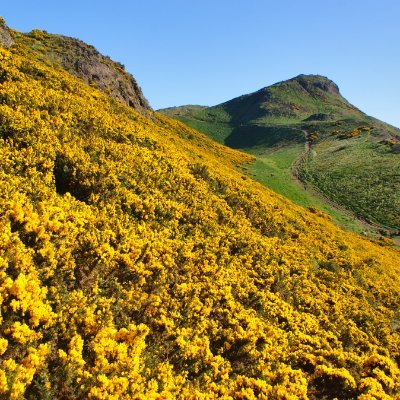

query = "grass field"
[[245, 144, 367, 233], [302, 134, 400, 230]]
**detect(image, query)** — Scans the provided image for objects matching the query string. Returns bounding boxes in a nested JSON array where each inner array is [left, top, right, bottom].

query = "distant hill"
[[160, 75, 400, 231]]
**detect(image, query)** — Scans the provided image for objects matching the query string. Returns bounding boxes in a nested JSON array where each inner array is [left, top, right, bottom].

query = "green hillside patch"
[[246, 144, 366, 233], [225, 126, 304, 148], [178, 117, 233, 144], [302, 136, 400, 229], [160, 75, 400, 233]]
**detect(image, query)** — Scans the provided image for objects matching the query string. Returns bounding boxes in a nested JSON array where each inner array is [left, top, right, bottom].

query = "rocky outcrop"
[[295, 74, 340, 96], [303, 113, 331, 121], [0, 17, 14, 48], [40, 33, 152, 114], [1, 17, 151, 114]]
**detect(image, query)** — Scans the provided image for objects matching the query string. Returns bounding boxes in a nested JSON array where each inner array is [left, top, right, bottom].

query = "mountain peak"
[[289, 74, 340, 95], [160, 73, 357, 130]]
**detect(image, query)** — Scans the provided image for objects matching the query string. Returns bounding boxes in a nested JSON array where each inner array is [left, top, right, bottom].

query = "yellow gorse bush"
[[0, 38, 399, 399]]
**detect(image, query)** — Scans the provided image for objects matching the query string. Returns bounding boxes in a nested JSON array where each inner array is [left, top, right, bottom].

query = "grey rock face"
[[1, 16, 151, 115], [0, 18, 14, 48], [296, 74, 340, 96], [49, 34, 152, 114]]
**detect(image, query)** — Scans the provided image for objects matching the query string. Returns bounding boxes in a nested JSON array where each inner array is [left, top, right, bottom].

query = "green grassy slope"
[[159, 75, 400, 232], [301, 132, 400, 229], [245, 144, 366, 233]]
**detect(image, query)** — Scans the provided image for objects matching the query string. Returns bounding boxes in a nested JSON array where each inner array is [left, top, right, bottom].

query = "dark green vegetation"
[[160, 75, 400, 232]]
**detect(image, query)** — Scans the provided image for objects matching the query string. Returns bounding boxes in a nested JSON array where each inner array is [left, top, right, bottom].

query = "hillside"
[[1, 20, 400, 399], [160, 75, 400, 232], [0, 17, 151, 115]]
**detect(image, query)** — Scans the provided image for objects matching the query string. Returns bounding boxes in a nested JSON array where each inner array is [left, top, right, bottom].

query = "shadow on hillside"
[[224, 125, 305, 149], [219, 90, 270, 125]]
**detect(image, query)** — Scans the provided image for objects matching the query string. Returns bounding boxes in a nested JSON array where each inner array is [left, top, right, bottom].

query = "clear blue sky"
[[2, 1, 400, 127]]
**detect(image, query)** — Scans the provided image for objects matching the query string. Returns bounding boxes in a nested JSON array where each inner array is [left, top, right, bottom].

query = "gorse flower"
[[0, 35, 399, 399]]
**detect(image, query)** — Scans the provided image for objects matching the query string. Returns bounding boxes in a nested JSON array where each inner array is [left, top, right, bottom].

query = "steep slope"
[[3, 18, 151, 115], [160, 75, 400, 231], [1, 24, 400, 400]]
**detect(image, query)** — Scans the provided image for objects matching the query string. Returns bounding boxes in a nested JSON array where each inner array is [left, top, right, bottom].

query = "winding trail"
[[290, 131, 399, 243]]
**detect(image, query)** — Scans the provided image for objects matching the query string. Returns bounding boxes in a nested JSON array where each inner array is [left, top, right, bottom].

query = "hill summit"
[[170, 74, 359, 127], [289, 74, 340, 95]]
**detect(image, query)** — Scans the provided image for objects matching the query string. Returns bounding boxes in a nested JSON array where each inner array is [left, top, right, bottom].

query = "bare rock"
[[0, 17, 14, 48], [295, 74, 340, 96], [48, 34, 152, 114]]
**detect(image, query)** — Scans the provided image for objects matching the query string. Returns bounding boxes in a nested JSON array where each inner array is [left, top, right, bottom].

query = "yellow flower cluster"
[[0, 37, 399, 399]]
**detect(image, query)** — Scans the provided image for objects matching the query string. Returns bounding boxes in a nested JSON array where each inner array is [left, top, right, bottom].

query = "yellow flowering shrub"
[[0, 35, 399, 399]]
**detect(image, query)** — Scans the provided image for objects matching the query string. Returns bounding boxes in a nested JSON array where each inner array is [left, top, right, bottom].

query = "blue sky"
[[2, 0, 400, 127]]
